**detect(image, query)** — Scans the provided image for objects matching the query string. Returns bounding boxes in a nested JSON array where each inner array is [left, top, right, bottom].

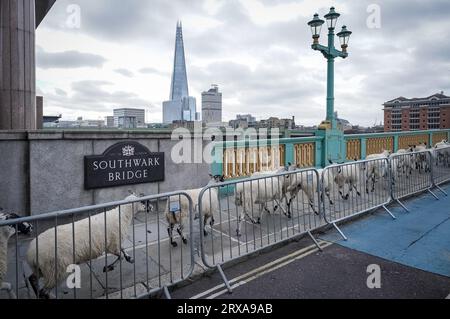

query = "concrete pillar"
[[36, 95, 43, 129], [0, 0, 36, 130]]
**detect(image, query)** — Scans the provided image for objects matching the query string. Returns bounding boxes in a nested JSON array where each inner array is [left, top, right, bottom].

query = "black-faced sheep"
[[166, 174, 224, 247]]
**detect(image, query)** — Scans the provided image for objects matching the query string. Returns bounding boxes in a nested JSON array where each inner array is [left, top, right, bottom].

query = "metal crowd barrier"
[[0, 191, 194, 300], [198, 168, 325, 292], [321, 158, 396, 240], [430, 146, 450, 192], [3, 148, 450, 300], [390, 150, 439, 204]]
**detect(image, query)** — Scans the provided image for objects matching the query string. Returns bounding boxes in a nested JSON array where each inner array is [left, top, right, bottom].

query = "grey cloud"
[[55, 88, 68, 96], [114, 68, 134, 77], [36, 46, 107, 69], [38, 0, 450, 126], [139, 67, 169, 77]]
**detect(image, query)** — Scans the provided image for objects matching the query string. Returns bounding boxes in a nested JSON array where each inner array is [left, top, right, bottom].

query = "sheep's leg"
[[203, 215, 209, 237], [236, 204, 246, 237], [103, 254, 121, 273], [177, 225, 188, 245], [121, 249, 134, 264], [256, 204, 265, 224], [309, 198, 318, 215], [0, 282, 15, 299], [28, 273, 40, 298], [326, 190, 334, 205], [167, 224, 177, 247], [352, 183, 361, 196]]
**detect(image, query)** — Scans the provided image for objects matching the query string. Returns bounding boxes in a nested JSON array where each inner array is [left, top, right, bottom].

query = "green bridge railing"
[[212, 129, 450, 180]]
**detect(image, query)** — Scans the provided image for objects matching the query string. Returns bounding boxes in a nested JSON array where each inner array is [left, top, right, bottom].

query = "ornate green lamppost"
[[308, 7, 352, 164]]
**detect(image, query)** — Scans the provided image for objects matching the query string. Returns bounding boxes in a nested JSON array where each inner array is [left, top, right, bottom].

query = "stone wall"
[[0, 130, 212, 215]]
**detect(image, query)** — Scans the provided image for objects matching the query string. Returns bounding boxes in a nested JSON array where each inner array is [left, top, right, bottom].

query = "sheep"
[[410, 143, 430, 173], [0, 212, 33, 299], [283, 167, 334, 216], [433, 140, 450, 167], [166, 174, 224, 247], [391, 148, 414, 177], [365, 150, 391, 193], [332, 163, 364, 200], [26, 193, 146, 299], [250, 167, 291, 215], [234, 168, 287, 237]]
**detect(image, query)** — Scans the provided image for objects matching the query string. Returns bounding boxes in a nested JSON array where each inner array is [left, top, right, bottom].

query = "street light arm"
[[311, 44, 331, 59], [312, 44, 348, 59]]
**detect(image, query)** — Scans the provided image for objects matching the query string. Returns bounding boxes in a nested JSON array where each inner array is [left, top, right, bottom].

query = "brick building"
[[384, 92, 450, 132]]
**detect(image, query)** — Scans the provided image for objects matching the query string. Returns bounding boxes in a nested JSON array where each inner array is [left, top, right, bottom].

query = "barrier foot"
[[435, 185, 448, 196], [427, 188, 439, 200], [217, 264, 232, 294], [307, 231, 322, 252], [333, 223, 348, 241], [382, 205, 396, 220], [162, 286, 172, 300], [396, 199, 410, 213]]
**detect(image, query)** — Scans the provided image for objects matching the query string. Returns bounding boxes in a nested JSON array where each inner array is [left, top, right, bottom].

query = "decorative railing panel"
[[294, 143, 315, 168]]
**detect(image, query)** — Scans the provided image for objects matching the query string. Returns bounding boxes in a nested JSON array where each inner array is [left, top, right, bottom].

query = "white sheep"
[[391, 148, 414, 178], [410, 143, 430, 173], [433, 140, 450, 167], [284, 167, 334, 216], [0, 212, 33, 299], [332, 162, 364, 200], [365, 150, 391, 193], [234, 168, 287, 237], [166, 175, 224, 247], [26, 193, 144, 299]]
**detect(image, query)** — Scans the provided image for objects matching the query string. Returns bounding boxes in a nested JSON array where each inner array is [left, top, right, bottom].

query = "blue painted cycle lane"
[[320, 185, 450, 278]]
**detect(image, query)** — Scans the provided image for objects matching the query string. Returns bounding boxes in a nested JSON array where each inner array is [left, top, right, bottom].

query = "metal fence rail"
[[3, 147, 450, 299], [390, 150, 438, 204], [431, 146, 450, 190], [0, 191, 194, 300], [198, 168, 325, 292], [321, 158, 396, 240]]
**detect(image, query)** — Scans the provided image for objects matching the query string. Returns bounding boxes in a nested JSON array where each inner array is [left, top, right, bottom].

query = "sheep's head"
[[209, 174, 225, 183], [0, 213, 32, 237], [138, 193, 154, 213]]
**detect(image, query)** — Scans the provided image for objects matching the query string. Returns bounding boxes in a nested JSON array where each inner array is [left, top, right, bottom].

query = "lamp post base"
[[316, 126, 346, 166]]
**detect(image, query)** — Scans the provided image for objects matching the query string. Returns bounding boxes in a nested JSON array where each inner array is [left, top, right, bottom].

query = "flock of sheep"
[[1, 140, 449, 299]]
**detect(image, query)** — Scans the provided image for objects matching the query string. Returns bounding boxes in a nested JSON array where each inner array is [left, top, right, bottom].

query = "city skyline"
[[36, 0, 450, 126]]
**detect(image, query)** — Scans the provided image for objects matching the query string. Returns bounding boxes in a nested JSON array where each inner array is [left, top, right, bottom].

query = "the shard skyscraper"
[[163, 22, 198, 124]]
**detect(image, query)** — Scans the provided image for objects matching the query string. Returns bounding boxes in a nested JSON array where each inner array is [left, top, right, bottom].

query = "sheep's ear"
[[288, 162, 292, 166]]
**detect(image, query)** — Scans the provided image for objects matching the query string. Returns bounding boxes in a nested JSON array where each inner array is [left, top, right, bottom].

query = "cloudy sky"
[[36, 0, 450, 126]]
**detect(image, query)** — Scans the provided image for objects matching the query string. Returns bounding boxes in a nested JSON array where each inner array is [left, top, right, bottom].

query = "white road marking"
[[206, 242, 333, 299], [190, 240, 332, 299]]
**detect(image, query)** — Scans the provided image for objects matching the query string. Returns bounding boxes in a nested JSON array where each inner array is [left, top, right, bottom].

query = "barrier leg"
[[332, 223, 348, 241], [434, 185, 448, 196], [217, 264, 233, 294], [307, 231, 323, 252], [0, 283, 16, 299], [427, 188, 439, 200], [382, 205, 396, 220], [163, 286, 172, 299], [396, 199, 410, 213]]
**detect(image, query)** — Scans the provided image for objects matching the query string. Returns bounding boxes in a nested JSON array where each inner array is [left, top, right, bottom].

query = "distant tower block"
[[0, 0, 55, 130], [202, 85, 222, 124]]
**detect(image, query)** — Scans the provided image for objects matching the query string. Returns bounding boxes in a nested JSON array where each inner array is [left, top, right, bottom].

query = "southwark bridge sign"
[[84, 142, 165, 189]]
